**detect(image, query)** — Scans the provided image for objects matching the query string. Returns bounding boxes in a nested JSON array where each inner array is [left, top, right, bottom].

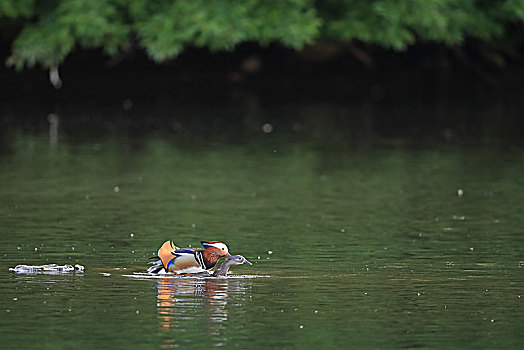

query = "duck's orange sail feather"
[[157, 241, 179, 271]]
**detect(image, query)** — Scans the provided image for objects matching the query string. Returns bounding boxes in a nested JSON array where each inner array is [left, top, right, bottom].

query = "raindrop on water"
[[122, 99, 133, 110], [262, 123, 273, 133]]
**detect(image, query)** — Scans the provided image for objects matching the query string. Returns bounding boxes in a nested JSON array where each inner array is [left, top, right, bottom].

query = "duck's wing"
[[147, 263, 164, 274], [168, 249, 207, 273], [157, 241, 180, 271], [174, 247, 204, 253]]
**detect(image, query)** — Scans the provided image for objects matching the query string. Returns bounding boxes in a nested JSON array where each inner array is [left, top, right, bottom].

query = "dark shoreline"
[[1, 44, 523, 143]]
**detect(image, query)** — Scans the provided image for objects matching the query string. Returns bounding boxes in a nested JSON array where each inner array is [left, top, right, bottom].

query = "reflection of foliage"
[[2, 0, 524, 69]]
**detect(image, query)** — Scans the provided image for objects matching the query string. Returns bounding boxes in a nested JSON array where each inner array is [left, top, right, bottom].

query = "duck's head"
[[213, 254, 252, 276], [201, 241, 230, 257], [226, 255, 252, 266]]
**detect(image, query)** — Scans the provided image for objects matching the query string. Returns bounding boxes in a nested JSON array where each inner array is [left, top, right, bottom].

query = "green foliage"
[[7, 0, 130, 69], [3, 0, 524, 69], [318, 0, 518, 49], [134, 0, 319, 61], [0, 0, 34, 18]]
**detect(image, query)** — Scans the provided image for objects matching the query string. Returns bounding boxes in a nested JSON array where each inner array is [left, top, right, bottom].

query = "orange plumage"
[[157, 241, 179, 271]]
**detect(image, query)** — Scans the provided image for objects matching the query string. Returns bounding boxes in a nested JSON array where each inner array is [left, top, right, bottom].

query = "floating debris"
[[268, 250, 273, 255], [457, 189, 464, 197], [9, 264, 84, 274]]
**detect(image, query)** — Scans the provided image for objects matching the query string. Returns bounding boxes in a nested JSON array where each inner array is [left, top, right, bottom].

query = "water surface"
[[1, 105, 523, 348]]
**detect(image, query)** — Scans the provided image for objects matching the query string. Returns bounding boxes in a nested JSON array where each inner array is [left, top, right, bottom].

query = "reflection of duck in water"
[[148, 240, 230, 274], [157, 277, 231, 332], [156, 273, 253, 335]]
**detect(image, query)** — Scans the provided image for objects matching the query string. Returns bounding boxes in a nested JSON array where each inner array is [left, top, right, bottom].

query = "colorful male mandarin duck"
[[147, 240, 230, 274]]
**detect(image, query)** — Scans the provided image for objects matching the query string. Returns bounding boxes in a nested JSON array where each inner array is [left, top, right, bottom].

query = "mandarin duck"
[[147, 240, 230, 274], [212, 255, 252, 276]]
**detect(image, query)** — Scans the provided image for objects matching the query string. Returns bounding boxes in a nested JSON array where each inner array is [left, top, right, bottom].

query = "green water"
[[1, 116, 523, 349]]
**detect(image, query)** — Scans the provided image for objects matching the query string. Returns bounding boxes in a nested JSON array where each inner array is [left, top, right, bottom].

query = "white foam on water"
[[122, 272, 270, 280]]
